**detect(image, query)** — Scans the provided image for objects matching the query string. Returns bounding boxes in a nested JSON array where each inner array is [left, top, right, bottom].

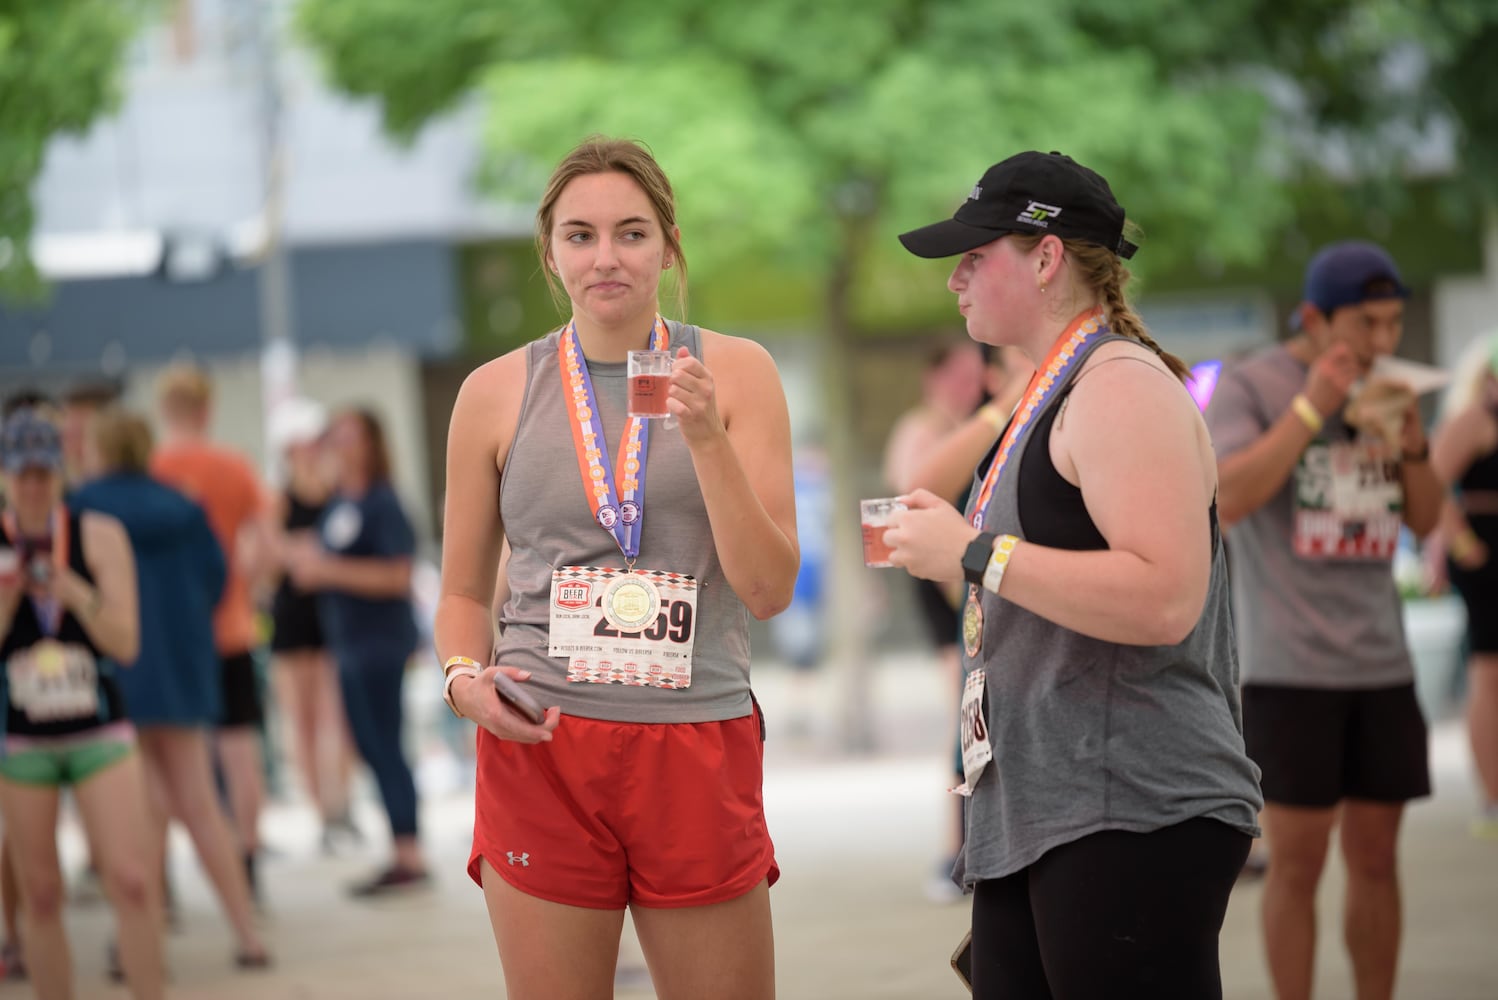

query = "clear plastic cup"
[[860, 498, 906, 568], [627, 350, 673, 418]]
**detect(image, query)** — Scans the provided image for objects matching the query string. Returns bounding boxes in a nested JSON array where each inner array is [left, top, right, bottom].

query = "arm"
[[435, 352, 559, 740], [671, 336, 799, 620], [1431, 406, 1495, 566], [889, 350, 1214, 646], [884, 409, 950, 494], [61, 512, 140, 664], [1214, 342, 1361, 527], [907, 405, 1004, 502], [305, 552, 412, 599]]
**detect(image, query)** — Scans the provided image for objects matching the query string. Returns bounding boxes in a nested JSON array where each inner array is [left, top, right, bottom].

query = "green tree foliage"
[[0, 0, 154, 299], [298, 0, 1498, 747], [297, 0, 1498, 315]]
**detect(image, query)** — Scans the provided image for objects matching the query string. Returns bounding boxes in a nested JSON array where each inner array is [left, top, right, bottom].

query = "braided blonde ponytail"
[[1095, 255, 1190, 382]]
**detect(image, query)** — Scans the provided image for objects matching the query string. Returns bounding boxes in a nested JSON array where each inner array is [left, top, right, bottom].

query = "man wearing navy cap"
[[1206, 241, 1443, 1000]]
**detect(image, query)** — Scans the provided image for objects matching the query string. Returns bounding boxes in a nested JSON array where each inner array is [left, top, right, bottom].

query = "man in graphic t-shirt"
[[1206, 241, 1444, 1000]]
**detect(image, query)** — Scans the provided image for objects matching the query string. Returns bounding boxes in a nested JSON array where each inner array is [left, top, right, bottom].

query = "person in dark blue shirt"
[[286, 407, 427, 897], [72, 406, 270, 968]]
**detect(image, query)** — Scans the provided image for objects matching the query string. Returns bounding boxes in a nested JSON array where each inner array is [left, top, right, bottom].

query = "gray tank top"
[[495, 322, 753, 724], [955, 332, 1263, 887]]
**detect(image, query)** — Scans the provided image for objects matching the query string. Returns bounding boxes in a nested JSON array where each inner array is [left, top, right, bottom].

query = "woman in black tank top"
[[0, 407, 168, 997], [1430, 342, 1498, 834], [885, 152, 1259, 999], [267, 407, 360, 851]]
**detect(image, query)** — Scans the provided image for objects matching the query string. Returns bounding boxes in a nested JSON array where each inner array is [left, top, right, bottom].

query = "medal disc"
[[602, 573, 662, 633], [961, 593, 983, 658]]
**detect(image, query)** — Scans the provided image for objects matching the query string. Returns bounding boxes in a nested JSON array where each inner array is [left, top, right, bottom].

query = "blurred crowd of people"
[[0, 364, 431, 998]]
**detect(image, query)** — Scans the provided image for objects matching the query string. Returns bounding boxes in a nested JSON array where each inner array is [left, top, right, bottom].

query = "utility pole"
[[251, 0, 296, 471]]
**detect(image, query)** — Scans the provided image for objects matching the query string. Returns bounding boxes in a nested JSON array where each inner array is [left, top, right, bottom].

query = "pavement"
[[7, 654, 1498, 999]]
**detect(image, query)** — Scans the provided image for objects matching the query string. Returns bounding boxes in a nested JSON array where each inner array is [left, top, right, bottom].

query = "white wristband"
[[981, 534, 1019, 595], [442, 666, 482, 718]]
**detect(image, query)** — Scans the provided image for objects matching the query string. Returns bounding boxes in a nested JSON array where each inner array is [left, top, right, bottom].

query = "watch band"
[[962, 532, 998, 586]]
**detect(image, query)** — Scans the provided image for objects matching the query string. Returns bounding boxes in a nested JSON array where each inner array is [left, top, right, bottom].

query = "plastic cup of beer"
[[860, 498, 906, 568], [627, 350, 674, 418]]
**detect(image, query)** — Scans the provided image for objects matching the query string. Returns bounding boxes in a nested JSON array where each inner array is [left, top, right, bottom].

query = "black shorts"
[[1242, 682, 1430, 809], [219, 651, 264, 729], [1448, 569, 1498, 654], [913, 577, 960, 649]]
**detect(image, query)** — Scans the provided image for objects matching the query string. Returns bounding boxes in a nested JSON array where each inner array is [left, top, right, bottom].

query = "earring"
[[1039, 282, 1047, 293]]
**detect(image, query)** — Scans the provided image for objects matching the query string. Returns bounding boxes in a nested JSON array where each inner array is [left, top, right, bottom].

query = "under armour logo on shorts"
[[507, 852, 530, 867]]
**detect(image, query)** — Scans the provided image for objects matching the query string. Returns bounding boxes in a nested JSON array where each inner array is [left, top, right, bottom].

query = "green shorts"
[[0, 730, 135, 787]]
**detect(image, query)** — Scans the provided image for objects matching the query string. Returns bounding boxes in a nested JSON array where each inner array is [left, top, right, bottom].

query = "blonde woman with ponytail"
[[883, 151, 1261, 999]]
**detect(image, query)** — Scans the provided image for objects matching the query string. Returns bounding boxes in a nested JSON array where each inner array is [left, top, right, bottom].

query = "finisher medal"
[[602, 572, 662, 634], [962, 591, 984, 658]]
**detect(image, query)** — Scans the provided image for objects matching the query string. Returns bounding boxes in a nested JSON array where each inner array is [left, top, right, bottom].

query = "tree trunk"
[[820, 210, 877, 753]]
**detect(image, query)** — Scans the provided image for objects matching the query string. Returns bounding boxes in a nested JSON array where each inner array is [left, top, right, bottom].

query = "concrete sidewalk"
[[12, 658, 1498, 999]]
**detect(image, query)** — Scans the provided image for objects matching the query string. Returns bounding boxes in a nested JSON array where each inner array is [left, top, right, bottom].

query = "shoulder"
[[1071, 339, 1185, 404], [452, 344, 531, 425], [79, 509, 129, 555], [698, 329, 780, 380]]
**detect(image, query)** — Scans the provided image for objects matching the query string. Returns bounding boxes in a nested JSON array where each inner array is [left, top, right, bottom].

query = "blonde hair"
[[1439, 332, 1498, 421], [90, 406, 154, 474], [1013, 227, 1189, 383], [156, 362, 212, 421], [535, 136, 687, 320]]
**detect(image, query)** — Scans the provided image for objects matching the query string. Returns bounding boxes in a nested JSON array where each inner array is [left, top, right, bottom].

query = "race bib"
[[7, 640, 100, 724], [549, 566, 697, 689], [1293, 441, 1403, 559], [953, 669, 993, 797]]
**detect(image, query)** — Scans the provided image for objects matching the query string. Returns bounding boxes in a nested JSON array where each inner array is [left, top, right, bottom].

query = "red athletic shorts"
[[467, 708, 778, 910]]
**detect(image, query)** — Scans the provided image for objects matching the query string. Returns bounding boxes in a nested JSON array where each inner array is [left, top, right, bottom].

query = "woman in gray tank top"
[[434, 138, 798, 1000], [885, 151, 1263, 999]]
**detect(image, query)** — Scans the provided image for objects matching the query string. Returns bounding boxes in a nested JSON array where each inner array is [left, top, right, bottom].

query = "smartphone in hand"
[[493, 671, 547, 725]]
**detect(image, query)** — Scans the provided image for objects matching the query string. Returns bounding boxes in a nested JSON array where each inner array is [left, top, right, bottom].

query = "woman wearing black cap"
[[0, 408, 167, 999], [883, 151, 1262, 998]]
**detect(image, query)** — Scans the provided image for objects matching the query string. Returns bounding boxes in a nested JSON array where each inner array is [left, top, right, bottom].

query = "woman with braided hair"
[[882, 150, 1262, 998]]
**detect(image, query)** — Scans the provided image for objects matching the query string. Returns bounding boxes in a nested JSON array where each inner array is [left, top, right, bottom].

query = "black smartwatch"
[[961, 532, 997, 587]]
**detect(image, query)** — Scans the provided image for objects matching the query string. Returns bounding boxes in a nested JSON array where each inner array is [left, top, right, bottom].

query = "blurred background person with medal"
[[883, 341, 1032, 904], [436, 136, 797, 1000], [884, 151, 1262, 999], [1207, 241, 1441, 1000], [0, 407, 167, 999], [1430, 333, 1498, 840], [72, 406, 271, 970], [284, 407, 429, 898]]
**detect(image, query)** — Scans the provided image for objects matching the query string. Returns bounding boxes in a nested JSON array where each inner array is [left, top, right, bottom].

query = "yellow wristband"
[[1450, 529, 1481, 561], [977, 404, 1005, 432], [1291, 394, 1324, 434], [981, 534, 1019, 595], [443, 655, 484, 678]]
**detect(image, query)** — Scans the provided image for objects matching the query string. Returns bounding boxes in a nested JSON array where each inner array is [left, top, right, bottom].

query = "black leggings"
[[970, 818, 1250, 1000]]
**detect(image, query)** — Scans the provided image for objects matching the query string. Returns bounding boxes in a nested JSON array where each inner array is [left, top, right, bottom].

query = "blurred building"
[[0, 0, 531, 537]]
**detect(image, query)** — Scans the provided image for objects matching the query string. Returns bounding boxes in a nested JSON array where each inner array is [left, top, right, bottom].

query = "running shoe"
[[1471, 804, 1498, 842], [348, 864, 431, 898]]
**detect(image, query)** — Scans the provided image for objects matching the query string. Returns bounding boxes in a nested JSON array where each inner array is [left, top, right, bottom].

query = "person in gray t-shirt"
[[1207, 240, 1441, 1000]]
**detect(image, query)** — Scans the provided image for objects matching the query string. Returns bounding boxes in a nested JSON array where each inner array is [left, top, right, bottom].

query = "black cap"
[[899, 151, 1136, 260]]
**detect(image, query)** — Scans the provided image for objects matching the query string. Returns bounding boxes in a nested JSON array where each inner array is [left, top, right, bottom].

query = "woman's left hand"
[[666, 347, 726, 444], [885, 489, 978, 584], [49, 566, 98, 617]]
